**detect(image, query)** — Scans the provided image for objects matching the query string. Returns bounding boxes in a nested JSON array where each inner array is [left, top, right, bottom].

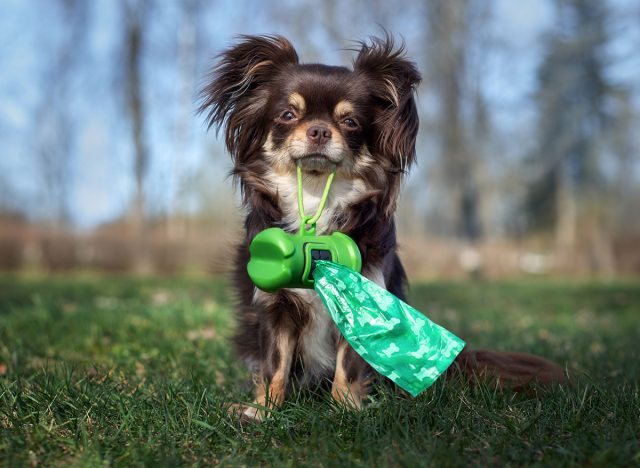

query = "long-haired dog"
[[199, 34, 564, 421]]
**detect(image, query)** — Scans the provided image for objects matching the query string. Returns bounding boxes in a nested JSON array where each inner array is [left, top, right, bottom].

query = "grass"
[[0, 274, 639, 466]]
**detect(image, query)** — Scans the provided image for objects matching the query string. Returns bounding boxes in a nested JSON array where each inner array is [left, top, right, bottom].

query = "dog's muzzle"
[[294, 153, 340, 172]]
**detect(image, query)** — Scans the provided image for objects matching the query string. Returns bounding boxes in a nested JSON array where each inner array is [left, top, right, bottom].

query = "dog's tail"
[[449, 348, 567, 389]]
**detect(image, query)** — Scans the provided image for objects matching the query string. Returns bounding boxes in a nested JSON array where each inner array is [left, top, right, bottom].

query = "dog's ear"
[[353, 34, 421, 173], [199, 35, 299, 162]]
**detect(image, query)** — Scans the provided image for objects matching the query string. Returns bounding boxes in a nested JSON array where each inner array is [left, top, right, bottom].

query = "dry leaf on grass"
[[151, 290, 171, 306], [135, 361, 146, 379], [186, 328, 217, 341]]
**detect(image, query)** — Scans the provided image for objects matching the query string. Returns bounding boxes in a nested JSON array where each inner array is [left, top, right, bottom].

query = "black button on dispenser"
[[308, 249, 332, 279]]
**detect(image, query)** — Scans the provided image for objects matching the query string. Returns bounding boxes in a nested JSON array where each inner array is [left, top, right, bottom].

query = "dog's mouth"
[[295, 154, 339, 173]]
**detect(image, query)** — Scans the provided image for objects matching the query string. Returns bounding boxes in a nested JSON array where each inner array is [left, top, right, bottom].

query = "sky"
[[0, 0, 638, 229]]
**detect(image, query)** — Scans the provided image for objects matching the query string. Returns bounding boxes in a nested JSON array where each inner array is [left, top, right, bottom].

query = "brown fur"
[[450, 349, 566, 389], [200, 34, 565, 420], [331, 339, 371, 408]]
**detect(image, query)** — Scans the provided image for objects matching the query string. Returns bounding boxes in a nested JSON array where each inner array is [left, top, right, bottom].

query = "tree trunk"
[[428, 0, 482, 243], [168, 0, 198, 240], [124, 1, 151, 273], [555, 163, 577, 252]]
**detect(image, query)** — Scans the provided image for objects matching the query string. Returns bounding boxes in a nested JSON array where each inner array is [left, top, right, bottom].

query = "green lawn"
[[1, 275, 639, 466]]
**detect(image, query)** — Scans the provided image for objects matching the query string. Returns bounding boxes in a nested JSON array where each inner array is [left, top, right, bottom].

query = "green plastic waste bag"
[[312, 260, 465, 396]]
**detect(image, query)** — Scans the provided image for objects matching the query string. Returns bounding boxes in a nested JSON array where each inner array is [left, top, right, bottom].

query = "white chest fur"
[[252, 169, 386, 383], [265, 170, 366, 234], [291, 288, 338, 381]]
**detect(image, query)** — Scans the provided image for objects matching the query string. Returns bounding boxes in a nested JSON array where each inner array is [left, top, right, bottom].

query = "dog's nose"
[[306, 125, 332, 145]]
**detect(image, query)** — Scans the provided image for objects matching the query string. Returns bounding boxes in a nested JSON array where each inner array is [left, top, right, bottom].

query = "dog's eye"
[[280, 111, 297, 122], [341, 118, 359, 129]]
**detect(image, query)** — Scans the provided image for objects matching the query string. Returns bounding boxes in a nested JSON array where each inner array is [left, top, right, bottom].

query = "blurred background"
[[1, 0, 638, 279]]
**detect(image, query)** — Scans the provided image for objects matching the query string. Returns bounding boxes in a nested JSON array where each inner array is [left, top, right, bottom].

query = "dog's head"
[[200, 34, 420, 215]]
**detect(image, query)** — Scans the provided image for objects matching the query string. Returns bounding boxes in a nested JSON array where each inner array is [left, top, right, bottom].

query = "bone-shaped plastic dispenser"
[[247, 227, 362, 292]]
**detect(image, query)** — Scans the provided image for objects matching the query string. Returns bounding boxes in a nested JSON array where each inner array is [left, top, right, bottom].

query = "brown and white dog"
[[199, 34, 564, 421]]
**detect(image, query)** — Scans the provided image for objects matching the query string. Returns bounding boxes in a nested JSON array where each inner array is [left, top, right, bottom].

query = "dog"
[[199, 34, 565, 421]]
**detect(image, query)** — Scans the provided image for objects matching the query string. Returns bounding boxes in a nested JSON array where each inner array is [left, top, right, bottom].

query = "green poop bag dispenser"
[[247, 166, 362, 292]]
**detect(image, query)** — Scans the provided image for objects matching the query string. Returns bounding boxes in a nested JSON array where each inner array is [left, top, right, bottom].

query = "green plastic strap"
[[296, 164, 335, 232]]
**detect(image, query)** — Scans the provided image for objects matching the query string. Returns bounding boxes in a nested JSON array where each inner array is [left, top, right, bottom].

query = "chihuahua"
[[199, 34, 564, 421]]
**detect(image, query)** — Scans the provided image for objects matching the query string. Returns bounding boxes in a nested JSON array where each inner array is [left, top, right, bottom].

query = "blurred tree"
[[121, 0, 152, 272], [168, 0, 202, 239], [609, 88, 639, 232], [35, 0, 89, 227], [425, 0, 491, 242], [527, 0, 620, 272]]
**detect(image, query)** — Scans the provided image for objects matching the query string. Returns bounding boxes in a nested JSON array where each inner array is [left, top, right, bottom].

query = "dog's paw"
[[331, 386, 364, 410], [226, 402, 267, 423]]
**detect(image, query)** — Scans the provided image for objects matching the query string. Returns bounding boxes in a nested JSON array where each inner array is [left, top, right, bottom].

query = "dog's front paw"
[[227, 402, 269, 423], [331, 384, 365, 410]]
